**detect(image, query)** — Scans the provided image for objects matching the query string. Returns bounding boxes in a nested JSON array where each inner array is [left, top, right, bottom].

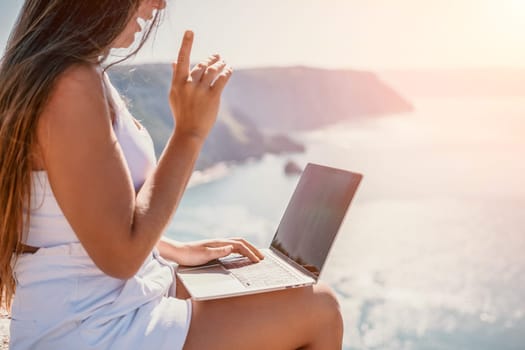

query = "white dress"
[[9, 73, 192, 349]]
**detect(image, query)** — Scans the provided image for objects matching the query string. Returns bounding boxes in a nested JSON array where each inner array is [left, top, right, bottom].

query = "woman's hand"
[[169, 30, 233, 140], [158, 237, 265, 267]]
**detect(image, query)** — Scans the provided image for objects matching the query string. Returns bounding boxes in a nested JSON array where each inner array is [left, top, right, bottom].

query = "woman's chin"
[[112, 36, 139, 50]]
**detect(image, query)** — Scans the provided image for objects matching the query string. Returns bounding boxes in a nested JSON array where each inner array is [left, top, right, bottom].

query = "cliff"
[[223, 66, 413, 132]]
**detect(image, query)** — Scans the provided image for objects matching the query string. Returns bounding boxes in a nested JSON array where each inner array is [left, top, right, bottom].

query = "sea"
[[164, 97, 525, 350]]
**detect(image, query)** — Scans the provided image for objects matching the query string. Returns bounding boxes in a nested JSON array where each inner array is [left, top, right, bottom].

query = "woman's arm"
[[36, 31, 235, 279]]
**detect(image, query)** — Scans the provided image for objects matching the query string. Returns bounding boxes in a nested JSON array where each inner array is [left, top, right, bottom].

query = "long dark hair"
[[0, 0, 163, 309]]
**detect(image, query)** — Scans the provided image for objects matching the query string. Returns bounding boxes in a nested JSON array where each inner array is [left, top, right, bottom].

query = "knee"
[[313, 282, 344, 332], [314, 281, 341, 311]]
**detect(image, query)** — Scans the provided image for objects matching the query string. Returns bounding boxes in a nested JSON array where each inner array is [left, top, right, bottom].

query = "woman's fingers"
[[189, 63, 206, 82], [231, 241, 260, 263], [190, 54, 221, 82], [210, 66, 233, 93], [200, 60, 228, 87], [171, 29, 232, 89], [168, 30, 233, 139], [230, 237, 265, 260], [201, 54, 221, 69], [173, 30, 194, 85], [206, 239, 261, 263]]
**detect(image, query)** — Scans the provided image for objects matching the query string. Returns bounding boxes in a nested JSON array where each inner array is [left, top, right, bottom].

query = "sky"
[[1, 0, 524, 70]]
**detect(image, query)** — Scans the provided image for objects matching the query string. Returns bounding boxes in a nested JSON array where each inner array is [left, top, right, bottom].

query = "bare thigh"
[[181, 283, 343, 350]]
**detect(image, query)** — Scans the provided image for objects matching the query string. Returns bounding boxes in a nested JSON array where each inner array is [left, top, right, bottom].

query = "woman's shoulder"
[[40, 63, 109, 120], [36, 63, 113, 153], [52, 62, 104, 96]]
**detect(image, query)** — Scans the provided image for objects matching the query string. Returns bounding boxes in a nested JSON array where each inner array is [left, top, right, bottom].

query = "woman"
[[0, 0, 343, 349]]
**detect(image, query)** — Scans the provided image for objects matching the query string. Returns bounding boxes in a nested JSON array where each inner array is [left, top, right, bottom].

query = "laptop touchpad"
[[178, 265, 245, 298]]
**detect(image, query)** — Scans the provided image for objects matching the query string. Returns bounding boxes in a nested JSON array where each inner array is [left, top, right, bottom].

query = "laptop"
[[176, 163, 363, 300]]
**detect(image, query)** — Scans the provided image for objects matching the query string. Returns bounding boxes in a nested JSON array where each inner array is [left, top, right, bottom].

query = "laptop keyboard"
[[221, 254, 303, 288]]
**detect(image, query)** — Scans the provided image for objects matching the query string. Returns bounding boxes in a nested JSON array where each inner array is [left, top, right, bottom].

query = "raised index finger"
[[175, 30, 194, 84]]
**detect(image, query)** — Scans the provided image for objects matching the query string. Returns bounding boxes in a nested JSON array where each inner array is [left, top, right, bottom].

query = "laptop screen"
[[270, 163, 362, 279]]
